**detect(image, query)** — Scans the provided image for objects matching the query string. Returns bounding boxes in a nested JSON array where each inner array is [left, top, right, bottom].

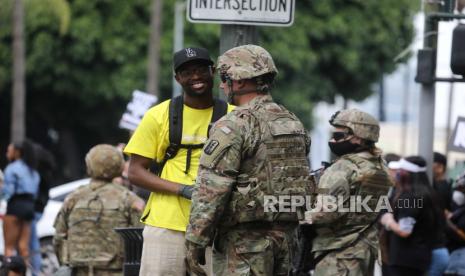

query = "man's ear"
[[236, 79, 246, 89], [210, 65, 215, 76], [174, 72, 180, 83]]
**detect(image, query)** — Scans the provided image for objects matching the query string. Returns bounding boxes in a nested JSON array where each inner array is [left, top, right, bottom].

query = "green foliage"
[[261, 0, 419, 126], [0, 0, 419, 176]]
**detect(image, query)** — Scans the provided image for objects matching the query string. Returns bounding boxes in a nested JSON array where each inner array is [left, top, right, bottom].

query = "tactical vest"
[[312, 153, 392, 252], [66, 183, 130, 270], [336, 153, 392, 229], [222, 102, 314, 227]]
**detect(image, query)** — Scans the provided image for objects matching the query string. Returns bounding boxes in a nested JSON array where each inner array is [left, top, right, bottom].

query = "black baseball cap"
[[173, 47, 214, 72]]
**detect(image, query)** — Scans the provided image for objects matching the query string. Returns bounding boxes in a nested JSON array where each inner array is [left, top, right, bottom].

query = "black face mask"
[[328, 140, 359, 156]]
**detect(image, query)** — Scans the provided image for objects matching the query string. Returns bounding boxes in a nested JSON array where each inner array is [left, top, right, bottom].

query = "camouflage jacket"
[[310, 151, 392, 252], [186, 94, 312, 247], [53, 180, 144, 270]]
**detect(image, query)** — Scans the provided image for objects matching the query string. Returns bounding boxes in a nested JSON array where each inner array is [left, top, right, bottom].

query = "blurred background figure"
[[433, 152, 453, 212], [444, 171, 465, 276], [379, 153, 402, 275], [53, 144, 144, 275], [2, 140, 40, 275], [29, 143, 56, 276], [114, 143, 149, 201], [382, 156, 445, 276]]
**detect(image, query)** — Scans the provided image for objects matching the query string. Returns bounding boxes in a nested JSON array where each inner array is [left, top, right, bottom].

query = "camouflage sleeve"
[[53, 193, 79, 265], [185, 118, 244, 247], [125, 191, 145, 227], [307, 159, 357, 225]]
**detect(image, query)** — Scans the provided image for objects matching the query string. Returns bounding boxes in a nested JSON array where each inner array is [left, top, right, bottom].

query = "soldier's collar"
[[244, 94, 273, 107], [89, 179, 111, 190]]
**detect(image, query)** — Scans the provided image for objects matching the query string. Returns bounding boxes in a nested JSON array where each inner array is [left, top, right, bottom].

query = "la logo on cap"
[[185, 48, 197, 57]]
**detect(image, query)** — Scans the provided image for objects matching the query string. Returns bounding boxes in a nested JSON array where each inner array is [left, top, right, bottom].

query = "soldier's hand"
[[185, 241, 207, 276], [380, 212, 395, 230], [302, 211, 314, 224], [178, 184, 194, 199]]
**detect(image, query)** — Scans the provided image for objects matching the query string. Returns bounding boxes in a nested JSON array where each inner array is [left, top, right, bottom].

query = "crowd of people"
[[1, 43, 464, 276]]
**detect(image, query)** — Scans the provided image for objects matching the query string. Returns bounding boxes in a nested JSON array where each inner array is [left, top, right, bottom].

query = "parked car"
[[0, 178, 90, 274]]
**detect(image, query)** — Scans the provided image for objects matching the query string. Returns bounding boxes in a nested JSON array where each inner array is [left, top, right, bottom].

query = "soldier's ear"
[[236, 79, 246, 89]]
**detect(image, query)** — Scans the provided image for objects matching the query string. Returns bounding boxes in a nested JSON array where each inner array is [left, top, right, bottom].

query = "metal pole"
[[401, 64, 410, 155], [445, 79, 454, 156], [172, 2, 185, 98], [418, 11, 439, 181], [219, 25, 258, 100], [379, 76, 386, 122]]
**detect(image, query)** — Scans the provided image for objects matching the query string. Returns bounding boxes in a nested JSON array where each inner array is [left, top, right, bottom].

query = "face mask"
[[452, 190, 465, 206], [328, 140, 359, 156]]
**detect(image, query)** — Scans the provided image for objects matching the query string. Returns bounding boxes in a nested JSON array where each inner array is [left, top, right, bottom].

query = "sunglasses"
[[220, 72, 231, 83], [331, 131, 352, 141], [178, 65, 211, 79]]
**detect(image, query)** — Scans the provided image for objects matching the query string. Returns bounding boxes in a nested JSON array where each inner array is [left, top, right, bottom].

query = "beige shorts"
[[139, 225, 212, 276], [139, 226, 186, 276]]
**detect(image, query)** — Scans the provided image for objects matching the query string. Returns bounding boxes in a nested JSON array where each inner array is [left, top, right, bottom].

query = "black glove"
[[178, 184, 194, 199], [185, 241, 207, 276]]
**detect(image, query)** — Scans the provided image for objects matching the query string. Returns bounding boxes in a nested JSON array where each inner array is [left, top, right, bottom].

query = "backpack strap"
[[153, 96, 228, 176], [209, 98, 228, 135]]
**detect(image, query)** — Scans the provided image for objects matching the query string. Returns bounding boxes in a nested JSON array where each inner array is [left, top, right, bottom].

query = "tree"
[[0, 0, 419, 179]]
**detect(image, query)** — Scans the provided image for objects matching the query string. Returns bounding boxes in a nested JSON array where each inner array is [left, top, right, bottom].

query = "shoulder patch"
[[220, 126, 232, 134], [204, 140, 219, 155]]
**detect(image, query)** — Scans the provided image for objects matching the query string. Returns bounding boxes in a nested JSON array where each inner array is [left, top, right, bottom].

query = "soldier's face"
[[175, 61, 214, 97], [6, 144, 19, 162]]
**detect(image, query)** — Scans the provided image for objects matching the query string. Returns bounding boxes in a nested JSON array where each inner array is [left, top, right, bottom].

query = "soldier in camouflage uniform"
[[185, 45, 314, 276], [53, 144, 144, 276], [302, 109, 392, 276]]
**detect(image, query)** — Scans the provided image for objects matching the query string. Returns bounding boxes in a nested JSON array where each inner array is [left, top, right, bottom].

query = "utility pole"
[[11, 0, 26, 143], [418, 2, 440, 181], [416, 0, 465, 180], [379, 77, 386, 122], [218, 25, 258, 100], [401, 64, 410, 154], [147, 0, 163, 97], [172, 2, 185, 98]]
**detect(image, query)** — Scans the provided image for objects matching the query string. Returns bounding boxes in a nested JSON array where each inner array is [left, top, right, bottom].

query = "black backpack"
[[151, 95, 227, 175]]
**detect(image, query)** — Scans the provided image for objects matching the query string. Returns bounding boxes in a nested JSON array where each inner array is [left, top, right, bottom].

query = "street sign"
[[119, 90, 158, 131], [188, 0, 295, 27], [448, 116, 465, 153]]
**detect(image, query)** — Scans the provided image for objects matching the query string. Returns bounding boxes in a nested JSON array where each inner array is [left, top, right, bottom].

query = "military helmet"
[[329, 109, 380, 142], [85, 144, 124, 180], [217, 44, 278, 81]]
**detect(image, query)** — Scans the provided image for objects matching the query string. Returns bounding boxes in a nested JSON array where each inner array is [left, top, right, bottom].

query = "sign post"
[[448, 117, 465, 154]]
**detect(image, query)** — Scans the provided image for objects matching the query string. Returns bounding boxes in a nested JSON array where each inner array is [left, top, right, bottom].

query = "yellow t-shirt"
[[124, 99, 234, 231]]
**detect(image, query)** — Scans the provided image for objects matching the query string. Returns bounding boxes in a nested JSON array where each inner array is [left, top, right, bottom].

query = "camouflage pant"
[[212, 226, 296, 276], [313, 239, 377, 276]]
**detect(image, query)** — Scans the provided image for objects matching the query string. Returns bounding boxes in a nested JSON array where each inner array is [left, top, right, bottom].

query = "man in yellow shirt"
[[124, 47, 233, 275]]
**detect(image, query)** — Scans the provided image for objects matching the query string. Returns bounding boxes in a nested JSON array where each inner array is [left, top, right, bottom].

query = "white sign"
[[188, 0, 295, 27], [448, 117, 465, 153], [119, 90, 158, 131]]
